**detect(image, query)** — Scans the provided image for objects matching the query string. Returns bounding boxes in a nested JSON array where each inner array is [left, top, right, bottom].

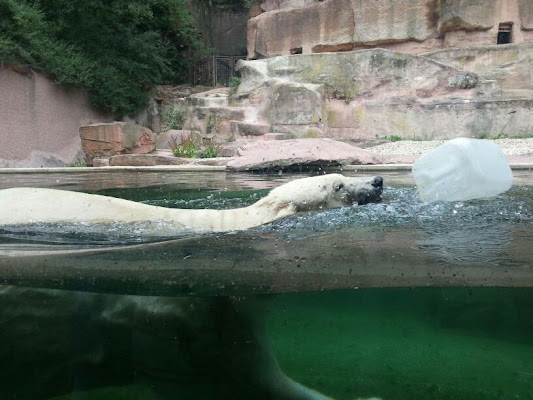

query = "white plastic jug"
[[412, 137, 513, 202]]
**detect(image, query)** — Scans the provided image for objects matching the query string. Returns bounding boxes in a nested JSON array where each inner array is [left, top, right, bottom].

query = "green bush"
[[0, 0, 206, 116], [164, 105, 186, 130], [386, 135, 403, 142], [170, 133, 198, 158], [199, 144, 220, 158], [230, 76, 241, 87]]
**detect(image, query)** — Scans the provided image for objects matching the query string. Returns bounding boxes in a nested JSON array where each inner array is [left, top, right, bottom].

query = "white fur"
[[0, 174, 382, 232]]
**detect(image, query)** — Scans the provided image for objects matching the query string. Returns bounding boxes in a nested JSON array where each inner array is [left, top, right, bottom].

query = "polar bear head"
[[256, 173, 383, 213]]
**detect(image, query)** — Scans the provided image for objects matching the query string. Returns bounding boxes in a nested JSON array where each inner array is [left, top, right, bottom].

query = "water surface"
[[0, 170, 532, 400]]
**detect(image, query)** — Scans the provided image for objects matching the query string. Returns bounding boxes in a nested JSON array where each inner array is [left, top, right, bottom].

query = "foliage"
[[0, 0, 205, 116], [230, 76, 241, 87], [385, 135, 403, 142], [478, 132, 512, 140], [228, 76, 241, 95], [164, 105, 186, 130], [199, 143, 220, 158], [170, 133, 198, 158], [168, 134, 221, 159], [68, 160, 87, 167]]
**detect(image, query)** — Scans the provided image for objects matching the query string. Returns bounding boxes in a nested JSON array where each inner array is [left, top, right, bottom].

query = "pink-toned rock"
[[109, 153, 232, 167], [80, 122, 155, 158], [109, 154, 186, 166], [227, 138, 383, 171], [92, 157, 110, 167], [249, 0, 532, 58]]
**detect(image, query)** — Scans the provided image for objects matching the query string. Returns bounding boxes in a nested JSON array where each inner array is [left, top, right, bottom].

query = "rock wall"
[[423, 43, 533, 98], [258, 0, 322, 11], [249, 0, 533, 58], [0, 67, 111, 167], [228, 45, 533, 141], [191, 3, 249, 56], [520, 0, 533, 30], [212, 9, 249, 56]]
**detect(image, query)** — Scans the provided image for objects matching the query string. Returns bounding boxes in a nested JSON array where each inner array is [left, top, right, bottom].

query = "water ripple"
[[1, 186, 531, 252]]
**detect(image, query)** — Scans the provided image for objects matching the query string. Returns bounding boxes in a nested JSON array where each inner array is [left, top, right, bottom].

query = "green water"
[[1, 171, 532, 399], [41, 287, 533, 400], [268, 288, 533, 400]]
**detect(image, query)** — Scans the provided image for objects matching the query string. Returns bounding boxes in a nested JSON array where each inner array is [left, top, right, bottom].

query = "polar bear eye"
[[335, 183, 344, 192]]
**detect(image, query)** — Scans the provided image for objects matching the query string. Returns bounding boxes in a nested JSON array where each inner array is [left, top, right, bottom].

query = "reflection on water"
[[0, 180, 532, 295], [0, 171, 532, 399]]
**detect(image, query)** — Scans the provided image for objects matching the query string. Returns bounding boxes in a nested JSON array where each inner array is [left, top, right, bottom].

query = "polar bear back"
[[0, 174, 382, 232]]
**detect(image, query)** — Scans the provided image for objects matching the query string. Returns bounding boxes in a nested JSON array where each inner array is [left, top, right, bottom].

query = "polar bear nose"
[[372, 177, 383, 188]]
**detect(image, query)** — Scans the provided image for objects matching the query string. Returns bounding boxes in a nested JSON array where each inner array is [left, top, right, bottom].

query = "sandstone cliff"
[[249, 0, 533, 58]]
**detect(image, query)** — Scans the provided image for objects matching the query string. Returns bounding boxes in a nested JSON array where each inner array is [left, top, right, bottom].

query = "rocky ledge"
[[88, 138, 533, 171]]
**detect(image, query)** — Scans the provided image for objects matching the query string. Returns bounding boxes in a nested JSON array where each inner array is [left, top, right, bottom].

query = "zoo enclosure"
[[193, 55, 246, 87]]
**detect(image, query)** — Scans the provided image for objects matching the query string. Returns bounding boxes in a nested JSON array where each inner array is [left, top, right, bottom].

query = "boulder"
[[265, 82, 325, 126], [230, 121, 270, 136], [109, 154, 185, 166], [440, 0, 495, 33], [109, 153, 231, 167], [80, 122, 155, 159], [92, 157, 110, 167], [423, 44, 533, 98], [237, 49, 478, 101], [249, 0, 533, 58], [184, 106, 247, 140], [248, 0, 438, 58], [226, 138, 383, 171]]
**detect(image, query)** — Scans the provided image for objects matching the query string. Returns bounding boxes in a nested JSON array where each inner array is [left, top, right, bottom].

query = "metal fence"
[[192, 55, 246, 87]]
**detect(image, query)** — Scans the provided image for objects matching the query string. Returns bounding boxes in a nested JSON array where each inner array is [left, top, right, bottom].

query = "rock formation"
[[227, 138, 382, 171], [249, 0, 533, 58], [79, 122, 156, 161], [171, 43, 532, 146]]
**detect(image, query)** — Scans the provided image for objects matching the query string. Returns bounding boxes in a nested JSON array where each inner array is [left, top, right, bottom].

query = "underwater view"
[[0, 171, 532, 400]]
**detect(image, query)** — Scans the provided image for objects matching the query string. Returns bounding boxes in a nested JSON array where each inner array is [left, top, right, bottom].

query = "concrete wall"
[[0, 67, 110, 167]]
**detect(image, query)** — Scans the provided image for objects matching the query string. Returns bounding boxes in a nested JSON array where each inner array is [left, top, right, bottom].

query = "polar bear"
[[0, 286, 336, 400], [0, 174, 383, 231], [0, 174, 384, 399]]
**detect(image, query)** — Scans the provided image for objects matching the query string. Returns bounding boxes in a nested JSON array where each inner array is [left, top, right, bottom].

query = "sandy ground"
[[367, 138, 533, 156], [365, 138, 533, 164]]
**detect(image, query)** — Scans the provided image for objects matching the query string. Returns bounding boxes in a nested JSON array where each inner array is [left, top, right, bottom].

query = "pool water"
[[0, 171, 532, 399], [268, 287, 533, 400]]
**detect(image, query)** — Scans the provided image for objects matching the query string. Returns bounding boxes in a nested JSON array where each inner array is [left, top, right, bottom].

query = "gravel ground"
[[366, 138, 533, 156]]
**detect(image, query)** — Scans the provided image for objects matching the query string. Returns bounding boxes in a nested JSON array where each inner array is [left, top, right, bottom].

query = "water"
[[0, 171, 532, 399], [268, 288, 533, 400]]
